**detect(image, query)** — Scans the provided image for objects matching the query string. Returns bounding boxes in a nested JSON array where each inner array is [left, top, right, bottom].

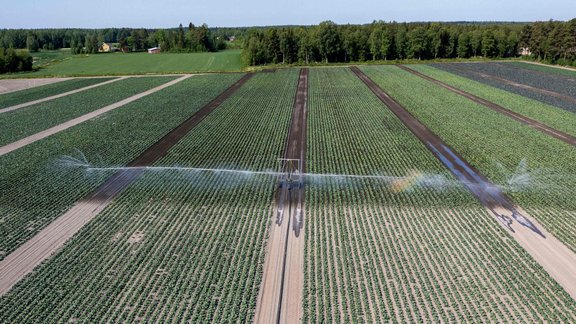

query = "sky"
[[1, 0, 575, 29]]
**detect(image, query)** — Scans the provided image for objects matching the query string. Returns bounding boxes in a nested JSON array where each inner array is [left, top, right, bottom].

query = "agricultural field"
[[8, 50, 243, 78], [405, 64, 576, 137], [0, 76, 176, 146], [0, 69, 299, 322], [507, 61, 576, 78], [0, 77, 111, 108], [303, 67, 576, 322], [0, 73, 242, 260], [361, 65, 576, 252], [433, 62, 576, 113], [1, 60, 576, 323]]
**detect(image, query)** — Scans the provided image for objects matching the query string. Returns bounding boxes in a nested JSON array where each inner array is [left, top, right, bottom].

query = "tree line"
[[242, 19, 576, 66], [0, 47, 32, 73], [0, 23, 232, 55]]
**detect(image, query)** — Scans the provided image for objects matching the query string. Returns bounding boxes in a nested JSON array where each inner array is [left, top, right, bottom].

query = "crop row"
[[433, 62, 576, 113], [303, 67, 576, 323], [0, 73, 243, 260], [0, 77, 113, 110], [361, 65, 576, 251], [0, 69, 299, 322], [0, 76, 177, 146], [407, 64, 576, 137]]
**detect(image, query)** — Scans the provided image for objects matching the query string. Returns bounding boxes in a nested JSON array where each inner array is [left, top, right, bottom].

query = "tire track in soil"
[[351, 66, 576, 302], [398, 65, 576, 148], [0, 73, 254, 297], [255, 68, 307, 324]]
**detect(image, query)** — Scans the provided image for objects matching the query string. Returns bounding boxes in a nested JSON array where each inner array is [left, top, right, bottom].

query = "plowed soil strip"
[[0, 76, 188, 157], [398, 65, 576, 147], [0, 78, 70, 95], [0, 73, 253, 297], [449, 64, 576, 104], [0, 77, 127, 114], [351, 66, 576, 301], [255, 68, 307, 324]]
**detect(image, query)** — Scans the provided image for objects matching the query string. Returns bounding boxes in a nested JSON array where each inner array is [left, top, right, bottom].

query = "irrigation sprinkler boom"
[[276, 159, 304, 233]]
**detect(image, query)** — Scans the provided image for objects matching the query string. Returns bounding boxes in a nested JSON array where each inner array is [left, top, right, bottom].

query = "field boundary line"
[[398, 65, 576, 148], [351, 65, 576, 301], [0, 75, 189, 157], [255, 68, 308, 324], [0, 73, 254, 297], [0, 77, 128, 114]]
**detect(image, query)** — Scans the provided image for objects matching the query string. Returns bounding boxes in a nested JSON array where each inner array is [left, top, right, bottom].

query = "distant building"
[[148, 47, 161, 54], [519, 47, 531, 56], [99, 42, 118, 53], [229, 36, 236, 42]]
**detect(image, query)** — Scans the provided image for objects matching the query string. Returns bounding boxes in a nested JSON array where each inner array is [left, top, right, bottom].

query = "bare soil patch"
[[0, 78, 70, 94]]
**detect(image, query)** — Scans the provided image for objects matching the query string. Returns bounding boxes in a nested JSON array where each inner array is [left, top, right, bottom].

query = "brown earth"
[[0, 77, 127, 114], [0, 78, 70, 95], [351, 66, 576, 301], [0, 73, 254, 297], [398, 65, 576, 148], [255, 68, 308, 324]]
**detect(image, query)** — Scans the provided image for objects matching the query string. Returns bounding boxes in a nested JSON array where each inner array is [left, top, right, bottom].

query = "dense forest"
[[1, 19, 575, 73], [241, 19, 576, 66], [0, 23, 233, 55]]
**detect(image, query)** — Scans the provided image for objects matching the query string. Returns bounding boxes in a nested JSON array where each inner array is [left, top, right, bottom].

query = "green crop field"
[[361, 65, 576, 252], [0, 78, 113, 109], [6, 50, 243, 78], [0, 73, 243, 260], [303, 68, 576, 322], [0, 77, 176, 146], [0, 70, 299, 322], [406, 64, 576, 138], [1, 63, 576, 322]]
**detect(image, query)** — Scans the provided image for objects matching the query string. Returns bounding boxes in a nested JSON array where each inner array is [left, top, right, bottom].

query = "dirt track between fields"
[[0, 75, 190, 157], [398, 65, 576, 148], [0, 73, 253, 297], [0, 78, 70, 94], [351, 66, 576, 301], [0, 77, 127, 114], [255, 68, 307, 324]]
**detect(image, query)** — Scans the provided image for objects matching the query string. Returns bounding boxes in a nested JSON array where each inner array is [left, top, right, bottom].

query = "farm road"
[[0, 73, 254, 297], [255, 68, 308, 324], [0, 77, 127, 114], [0, 75, 188, 157], [351, 66, 576, 301], [398, 65, 576, 148]]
